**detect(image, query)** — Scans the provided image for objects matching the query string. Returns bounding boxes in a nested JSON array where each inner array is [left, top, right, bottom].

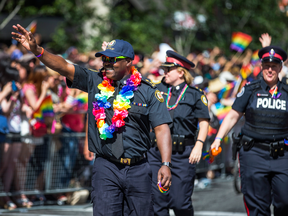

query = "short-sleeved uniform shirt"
[[232, 79, 288, 141], [156, 81, 210, 138], [66, 65, 172, 158]]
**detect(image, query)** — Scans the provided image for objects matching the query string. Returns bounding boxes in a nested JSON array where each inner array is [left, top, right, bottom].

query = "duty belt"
[[102, 155, 146, 166], [151, 134, 194, 153], [254, 140, 288, 158]]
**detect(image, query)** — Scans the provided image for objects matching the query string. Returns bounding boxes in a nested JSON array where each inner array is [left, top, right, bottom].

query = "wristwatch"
[[162, 162, 173, 169]]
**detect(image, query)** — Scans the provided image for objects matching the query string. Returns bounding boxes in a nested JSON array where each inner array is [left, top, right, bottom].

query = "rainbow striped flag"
[[74, 92, 88, 111], [251, 50, 260, 65], [240, 64, 253, 79], [33, 95, 54, 120], [230, 32, 252, 52], [212, 102, 231, 124], [207, 126, 217, 137], [217, 82, 236, 100], [26, 20, 37, 34]]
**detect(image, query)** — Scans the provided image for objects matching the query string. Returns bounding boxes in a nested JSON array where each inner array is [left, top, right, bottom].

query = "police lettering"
[[256, 98, 286, 110]]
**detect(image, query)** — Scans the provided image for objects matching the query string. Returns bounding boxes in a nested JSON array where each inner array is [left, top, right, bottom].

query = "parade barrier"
[[0, 132, 91, 198], [0, 133, 228, 198]]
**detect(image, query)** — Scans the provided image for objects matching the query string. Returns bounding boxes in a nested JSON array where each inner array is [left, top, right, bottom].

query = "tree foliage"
[[93, 0, 288, 56], [2, 0, 94, 53], [3, 0, 288, 55]]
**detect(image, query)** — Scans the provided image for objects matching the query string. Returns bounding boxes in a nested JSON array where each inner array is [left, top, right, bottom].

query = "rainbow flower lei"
[[92, 66, 142, 140]]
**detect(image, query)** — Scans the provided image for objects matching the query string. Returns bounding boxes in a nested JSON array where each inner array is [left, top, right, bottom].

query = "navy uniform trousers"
[[147, 146, 195, 216], [239, 146, 288, 216], [91, 157, 154, 216]]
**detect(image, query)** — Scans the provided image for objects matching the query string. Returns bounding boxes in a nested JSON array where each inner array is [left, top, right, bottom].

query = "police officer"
[[148, 50, 210, 216], [12, 24, 173, 216], [211, 45, 288, 216]]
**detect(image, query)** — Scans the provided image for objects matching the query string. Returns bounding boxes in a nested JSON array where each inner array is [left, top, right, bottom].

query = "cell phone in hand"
[[12, 80, 18, 92]]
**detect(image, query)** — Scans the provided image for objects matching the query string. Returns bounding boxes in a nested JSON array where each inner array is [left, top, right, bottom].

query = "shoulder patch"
[[201, 95, 208, 106], [237, 87, 245, 97], [155, 90, 164, 102], [142, 79, 156, 88]]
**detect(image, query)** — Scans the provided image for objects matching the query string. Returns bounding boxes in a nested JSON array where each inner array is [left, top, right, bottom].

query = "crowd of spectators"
[[0, 32, 287, 210]]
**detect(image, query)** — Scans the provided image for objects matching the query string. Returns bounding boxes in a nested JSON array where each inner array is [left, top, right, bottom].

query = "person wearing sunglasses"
[[148, 50, 210, 216], [12, 24, 172, 216]]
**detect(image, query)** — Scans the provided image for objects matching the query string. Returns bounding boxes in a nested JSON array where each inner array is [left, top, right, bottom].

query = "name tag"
[[256, 98, 286, 110]]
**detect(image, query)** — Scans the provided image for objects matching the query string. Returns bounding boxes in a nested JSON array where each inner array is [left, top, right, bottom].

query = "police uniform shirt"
[[66, 65, 172, 158], [156, 81, 210, 138], [232, 79, 288, 141]]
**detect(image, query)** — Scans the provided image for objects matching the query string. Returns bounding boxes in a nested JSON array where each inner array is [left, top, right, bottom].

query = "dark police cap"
[[95, 39, 134, 60], [258, 45, 287, 64], [162, 50, 195, 70]]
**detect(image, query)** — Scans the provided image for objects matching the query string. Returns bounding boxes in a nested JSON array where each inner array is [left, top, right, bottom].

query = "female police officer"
[[211, 46, 288, 216], [148, 50, 209, 216]]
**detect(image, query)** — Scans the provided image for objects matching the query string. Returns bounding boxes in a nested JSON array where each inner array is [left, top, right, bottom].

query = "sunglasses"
[[102, 56, 127, 63], [162, 66, 177, 73]]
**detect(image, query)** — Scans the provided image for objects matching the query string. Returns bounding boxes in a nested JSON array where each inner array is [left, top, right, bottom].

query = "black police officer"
[[211, 45, 288, 216], [148, 50, 210, 216], [12, 24, 173, 216]]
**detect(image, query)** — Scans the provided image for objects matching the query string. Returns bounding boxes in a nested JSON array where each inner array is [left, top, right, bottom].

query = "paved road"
[[0, 178, 248, 216]]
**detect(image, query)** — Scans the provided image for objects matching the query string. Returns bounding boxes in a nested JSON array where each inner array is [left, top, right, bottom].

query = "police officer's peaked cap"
[[95, 39, 134, 60], [162, 50, 195, 70], [258, 46, 287, 64]]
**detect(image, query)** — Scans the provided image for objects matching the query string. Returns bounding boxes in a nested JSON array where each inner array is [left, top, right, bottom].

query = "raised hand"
[[11, 24, 38, 53], [101, 41, 108, 51], [259, 33, 272, 48]]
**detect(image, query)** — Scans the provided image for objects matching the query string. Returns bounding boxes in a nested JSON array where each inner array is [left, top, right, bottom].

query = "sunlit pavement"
[[0, 178, 256, 216]]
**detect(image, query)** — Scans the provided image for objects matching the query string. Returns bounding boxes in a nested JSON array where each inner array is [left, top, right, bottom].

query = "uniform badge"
[[160, 91, 168, 96], [106, 40, 116, 50], [155, 90, 164, 102], [269, 49, 275, 57], [237, 87, 245, 97], [201, 95, 208, 106]]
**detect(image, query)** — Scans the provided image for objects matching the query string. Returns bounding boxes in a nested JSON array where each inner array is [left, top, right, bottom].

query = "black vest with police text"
[[242, 86, 288, 141]]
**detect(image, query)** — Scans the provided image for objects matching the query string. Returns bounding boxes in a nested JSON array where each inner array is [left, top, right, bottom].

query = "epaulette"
[[150, 79, 161, 85], [282, 76, 288, 85], [142, 78, 156, 88], [281, 78, 288, 93], [190, 86, 204, 94], [282, 84, 288, 93], [245, 80, 261, 90], [88, 68, 100, 73]]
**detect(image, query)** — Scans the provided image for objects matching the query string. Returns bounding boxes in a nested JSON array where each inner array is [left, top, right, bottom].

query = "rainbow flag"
[[26, 20, 37, 34], [213, 102, 231, 124], [230, 32, 252, 52], [240, 64, 253, 79], [207, 126, 217, 137], [33, 95, 54, 120], [217, 82, 236, 100], [251, 50, 260, 65], [74, 92, 88, 110]]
